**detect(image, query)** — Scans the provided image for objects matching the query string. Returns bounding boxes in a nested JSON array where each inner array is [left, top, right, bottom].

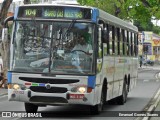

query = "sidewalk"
[[138, 64, 160, 70], [150, 101, 160, 120], [147, 65, 160, 120], [149, 89, 160, 120]]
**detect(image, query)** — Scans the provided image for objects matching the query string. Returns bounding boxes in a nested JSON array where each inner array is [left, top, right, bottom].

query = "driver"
[[72, 35, 92, 54], [71, 35, 92, 73]]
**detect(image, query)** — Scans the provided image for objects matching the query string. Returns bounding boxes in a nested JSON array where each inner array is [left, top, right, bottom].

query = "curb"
[[138, 68, 153, 73], [142, 88, 160, 120], [135, 88, 160, 120], [138, 67, 160, 73], [0, 93, 7, 97], [0, 88, 8, 97]]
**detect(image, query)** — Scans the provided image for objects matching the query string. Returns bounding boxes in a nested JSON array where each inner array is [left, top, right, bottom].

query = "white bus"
[[3, 2, 138, 114]]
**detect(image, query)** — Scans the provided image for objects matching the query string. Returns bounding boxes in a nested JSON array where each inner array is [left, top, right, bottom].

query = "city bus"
[[3, 2, 138, 114]]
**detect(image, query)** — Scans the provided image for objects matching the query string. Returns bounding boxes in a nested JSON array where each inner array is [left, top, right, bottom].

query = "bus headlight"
[[78, 87, 86, 93], [13, 84, 20, 90], [8, 84, 27, 90], [71, 86, 86, 93]]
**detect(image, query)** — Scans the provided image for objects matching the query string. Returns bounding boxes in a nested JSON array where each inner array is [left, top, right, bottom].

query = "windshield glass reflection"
[[11, 21, 95, 74]]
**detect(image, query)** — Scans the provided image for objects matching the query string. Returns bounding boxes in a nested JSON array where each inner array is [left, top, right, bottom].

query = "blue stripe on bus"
[[7, 72, 12, 83], [92, 8, 99, 23], [14, 7, 19, 19], [39, 83, 45, 86], [87, 76, 96, 88]]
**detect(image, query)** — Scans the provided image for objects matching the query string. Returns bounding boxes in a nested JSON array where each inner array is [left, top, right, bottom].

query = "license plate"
[[69, 94, 84, 99]]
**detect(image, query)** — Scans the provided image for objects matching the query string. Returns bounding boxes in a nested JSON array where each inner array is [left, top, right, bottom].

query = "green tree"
[[77, 0, 160, 31]]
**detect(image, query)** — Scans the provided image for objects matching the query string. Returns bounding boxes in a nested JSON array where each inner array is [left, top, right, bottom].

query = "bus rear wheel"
[[116, 81, 128, 105], [25, 103, 38, 113]]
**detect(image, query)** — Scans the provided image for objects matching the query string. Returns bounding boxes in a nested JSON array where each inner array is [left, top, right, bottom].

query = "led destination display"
[[18, 6, 91, 19]]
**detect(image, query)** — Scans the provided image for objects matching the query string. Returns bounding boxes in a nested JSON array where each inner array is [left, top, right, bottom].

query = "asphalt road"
[[0, 69, 160, 120]]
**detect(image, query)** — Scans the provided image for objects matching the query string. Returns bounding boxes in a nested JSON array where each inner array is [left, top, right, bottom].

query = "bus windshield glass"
[[11, 20, 95, 74]]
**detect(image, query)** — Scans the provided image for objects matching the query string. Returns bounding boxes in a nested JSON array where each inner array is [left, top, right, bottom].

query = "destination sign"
[[18, 6, 91, 19]]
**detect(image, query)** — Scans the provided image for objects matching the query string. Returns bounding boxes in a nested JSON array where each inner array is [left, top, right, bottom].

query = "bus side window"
[[120, 29, 123, 55], [132, 33, 135, 56], [130, 32, 133, 56], [122, 29, 125, 56], [134, 33, 138, 56], [105, 24, 110, 55], [124, 30, 127, 55], [126, 31, 130, 56], [116, 27, 121, 55], [129, 32, 132, 56], [112, 26, 115, 55], [115, 27, 118, 55], [108, 25, 113, 55]]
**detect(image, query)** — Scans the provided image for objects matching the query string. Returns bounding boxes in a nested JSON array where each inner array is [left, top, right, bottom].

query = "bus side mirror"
[[2, 28, 8, 42], [1, 16, 14, 42]]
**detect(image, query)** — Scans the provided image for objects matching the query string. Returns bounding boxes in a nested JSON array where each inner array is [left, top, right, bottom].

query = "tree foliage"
[[77, 0, 160, 34]]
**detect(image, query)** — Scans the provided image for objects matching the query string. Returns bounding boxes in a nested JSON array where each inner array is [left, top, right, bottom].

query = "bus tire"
[[116, 81, 128, 105], [25, 103, 38, 113], [90, 88, 104, 115]]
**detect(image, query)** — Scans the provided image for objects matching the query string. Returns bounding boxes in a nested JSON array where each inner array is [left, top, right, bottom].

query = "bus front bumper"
[[8, 89, 95, 106]]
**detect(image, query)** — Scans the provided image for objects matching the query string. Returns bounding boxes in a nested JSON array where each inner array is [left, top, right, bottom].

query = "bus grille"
[[29, 96, 68, 103], [30, 86, 67, 93], [19, 77, 79, 84]]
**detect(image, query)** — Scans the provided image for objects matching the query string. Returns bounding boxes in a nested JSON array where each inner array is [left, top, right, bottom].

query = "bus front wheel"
[[90, 89, 104, 115], [25, 103, 38, 113]]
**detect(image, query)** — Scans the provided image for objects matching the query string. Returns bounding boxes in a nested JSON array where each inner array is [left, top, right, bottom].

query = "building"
[[139, 31, 160, 62]]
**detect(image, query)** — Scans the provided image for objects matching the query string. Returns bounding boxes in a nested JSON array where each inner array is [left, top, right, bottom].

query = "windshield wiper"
[[63, 19, 76, 39]]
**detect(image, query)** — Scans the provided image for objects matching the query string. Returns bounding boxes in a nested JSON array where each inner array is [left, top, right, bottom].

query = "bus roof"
[[98, 9, 138, 32], [18, 3, 91, 9]]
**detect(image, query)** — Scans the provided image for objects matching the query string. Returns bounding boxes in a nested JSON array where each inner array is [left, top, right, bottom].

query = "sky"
[[151, 20, 160, 27]]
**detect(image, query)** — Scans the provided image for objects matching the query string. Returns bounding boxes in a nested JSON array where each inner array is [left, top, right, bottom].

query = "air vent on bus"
[[30, 86, 67, 93], [19, 77, 79, 84]]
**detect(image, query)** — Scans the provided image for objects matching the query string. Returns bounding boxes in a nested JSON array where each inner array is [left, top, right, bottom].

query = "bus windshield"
[[11, 20, 95, 74]]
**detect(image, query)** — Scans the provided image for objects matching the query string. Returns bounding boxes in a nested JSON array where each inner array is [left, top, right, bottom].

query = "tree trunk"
[[0, 0, 32, 88], [0, 0, 13, 88], [0, 0, 13, 24]]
